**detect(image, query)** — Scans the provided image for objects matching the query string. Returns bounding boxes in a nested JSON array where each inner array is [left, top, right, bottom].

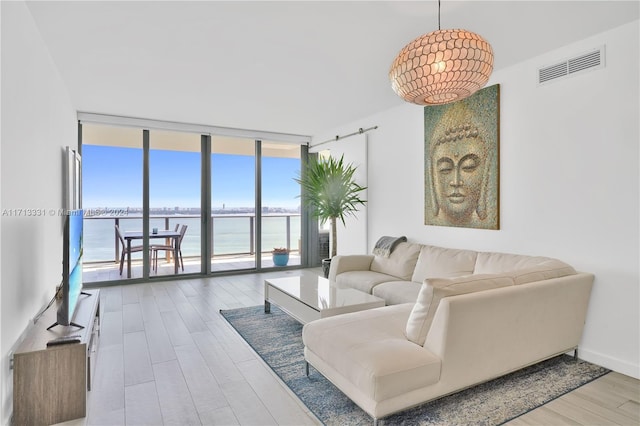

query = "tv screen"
[[56, 209, 83, 327]]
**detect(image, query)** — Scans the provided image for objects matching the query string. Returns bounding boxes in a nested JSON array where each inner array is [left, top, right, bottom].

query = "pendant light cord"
[[438, 0, 441, 30]]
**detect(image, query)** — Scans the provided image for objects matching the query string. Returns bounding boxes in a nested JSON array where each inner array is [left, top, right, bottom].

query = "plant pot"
[[273, 253, 289, 267], [321, 258, 331, 278]]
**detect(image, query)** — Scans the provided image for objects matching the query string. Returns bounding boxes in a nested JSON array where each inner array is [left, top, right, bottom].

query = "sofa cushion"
[[370, 242, 421, 281], [328, 255, 374, 282], [303, 304, 441, 402], [474, 252, 557, 274], [406, 274, 514, 346], [507, 260, 577, 285], [411, 245, 478, 283], [372, 281, 422, 305], [336, 271, 399, 294]]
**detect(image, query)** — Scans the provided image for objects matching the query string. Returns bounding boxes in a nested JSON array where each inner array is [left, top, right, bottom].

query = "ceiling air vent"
[[538, 46, 605, 85]]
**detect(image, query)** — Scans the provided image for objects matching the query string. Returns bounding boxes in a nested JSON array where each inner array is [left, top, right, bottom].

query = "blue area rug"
[[220, 305, 610, 425]]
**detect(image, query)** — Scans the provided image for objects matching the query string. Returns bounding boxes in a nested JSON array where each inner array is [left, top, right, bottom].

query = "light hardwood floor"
[[58, 268, 638, 426]]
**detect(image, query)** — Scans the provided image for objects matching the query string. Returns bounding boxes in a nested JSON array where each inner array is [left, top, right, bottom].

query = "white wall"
[[314, 20, 639, 378], [1, 2, 77, 423]]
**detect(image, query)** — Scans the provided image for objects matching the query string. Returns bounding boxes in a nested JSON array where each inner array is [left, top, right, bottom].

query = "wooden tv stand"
[[12, 289, 100, 425]]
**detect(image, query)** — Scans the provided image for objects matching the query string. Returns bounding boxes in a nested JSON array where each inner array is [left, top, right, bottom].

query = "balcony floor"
[[83, 253, 302, 283]]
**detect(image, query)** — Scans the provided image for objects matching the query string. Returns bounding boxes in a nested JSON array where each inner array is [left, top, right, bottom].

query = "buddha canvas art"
[[424, 84, 500, 229]]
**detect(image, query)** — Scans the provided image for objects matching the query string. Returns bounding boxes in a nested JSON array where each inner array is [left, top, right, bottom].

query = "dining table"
[[123, 230, 181, 278]]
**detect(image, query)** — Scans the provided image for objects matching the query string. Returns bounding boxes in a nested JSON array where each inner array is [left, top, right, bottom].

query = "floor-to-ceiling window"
[[81, 123, 144, 282], [260, 141, 301, 268], [210, 136, 256, 272], [149, 130, 202, 277]]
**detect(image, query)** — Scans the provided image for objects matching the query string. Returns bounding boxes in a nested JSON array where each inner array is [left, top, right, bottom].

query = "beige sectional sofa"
[[302, 242, 594, 423]]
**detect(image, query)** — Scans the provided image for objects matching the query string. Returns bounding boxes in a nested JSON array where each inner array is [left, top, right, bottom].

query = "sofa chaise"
[[302, 242, 594, 423]]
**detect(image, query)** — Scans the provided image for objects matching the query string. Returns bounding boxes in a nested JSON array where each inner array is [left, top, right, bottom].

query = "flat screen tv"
[[50, 209, 84, 329]]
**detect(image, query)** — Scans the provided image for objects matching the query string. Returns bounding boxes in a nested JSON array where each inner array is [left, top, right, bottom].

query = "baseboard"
[[578, 347, 639, 379]]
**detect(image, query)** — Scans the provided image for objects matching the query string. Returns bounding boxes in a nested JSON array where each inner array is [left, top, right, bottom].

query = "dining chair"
[[151, 224, 187, 272], [115, 224, 146, 275], [150, 223, 179, 267]]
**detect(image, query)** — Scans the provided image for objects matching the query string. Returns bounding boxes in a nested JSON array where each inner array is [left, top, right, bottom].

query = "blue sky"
[[82, 145, 301, 209]]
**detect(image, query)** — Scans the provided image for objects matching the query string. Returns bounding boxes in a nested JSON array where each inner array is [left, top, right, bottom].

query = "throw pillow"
[[405, 274, 514, 346], [370, 242, 421, 281], [411, 245, 478, 283]]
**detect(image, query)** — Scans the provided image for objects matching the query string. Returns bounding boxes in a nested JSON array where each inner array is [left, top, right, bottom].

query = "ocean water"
[[84, 214, 301, 262]]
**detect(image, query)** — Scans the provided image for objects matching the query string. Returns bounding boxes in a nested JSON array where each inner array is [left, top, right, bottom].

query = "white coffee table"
[[264, 275, 385, 324]]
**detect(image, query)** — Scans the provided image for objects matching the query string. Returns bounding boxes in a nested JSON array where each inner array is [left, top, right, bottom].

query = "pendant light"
[[389, 0, 494, 105]]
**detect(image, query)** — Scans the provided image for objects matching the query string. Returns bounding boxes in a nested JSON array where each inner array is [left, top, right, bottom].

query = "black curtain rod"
[[311, 125, 379, 149]]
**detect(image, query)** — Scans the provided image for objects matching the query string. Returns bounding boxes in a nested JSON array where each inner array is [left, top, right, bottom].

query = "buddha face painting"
[[432, 133, 487, 223], [424, 84, 499, 229]]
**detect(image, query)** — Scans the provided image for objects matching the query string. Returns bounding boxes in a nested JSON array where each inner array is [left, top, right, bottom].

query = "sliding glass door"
[[149, 130, 202, 277], [260, 141, 301, 268], [211, 136, 256, 272], [81, 123, 144, 282]]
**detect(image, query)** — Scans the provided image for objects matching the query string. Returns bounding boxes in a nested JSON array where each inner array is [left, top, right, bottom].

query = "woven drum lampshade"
[[389, 29, 494, 105]]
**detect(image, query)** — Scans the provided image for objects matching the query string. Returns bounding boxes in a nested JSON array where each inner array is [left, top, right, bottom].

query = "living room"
[[2, 1, 639, 425]]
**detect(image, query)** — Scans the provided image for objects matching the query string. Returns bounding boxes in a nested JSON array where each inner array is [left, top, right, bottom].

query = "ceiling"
[[26, 1, 639, 138]]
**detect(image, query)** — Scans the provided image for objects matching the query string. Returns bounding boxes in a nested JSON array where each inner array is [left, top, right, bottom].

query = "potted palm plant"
[[295, 154, 367, 278]]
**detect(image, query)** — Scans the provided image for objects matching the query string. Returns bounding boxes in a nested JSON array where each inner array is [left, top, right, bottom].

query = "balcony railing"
[[83, 213, 301, 264]]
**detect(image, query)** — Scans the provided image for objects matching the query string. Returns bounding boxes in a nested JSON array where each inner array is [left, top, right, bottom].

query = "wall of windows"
[[80, 117, 311, 284]]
